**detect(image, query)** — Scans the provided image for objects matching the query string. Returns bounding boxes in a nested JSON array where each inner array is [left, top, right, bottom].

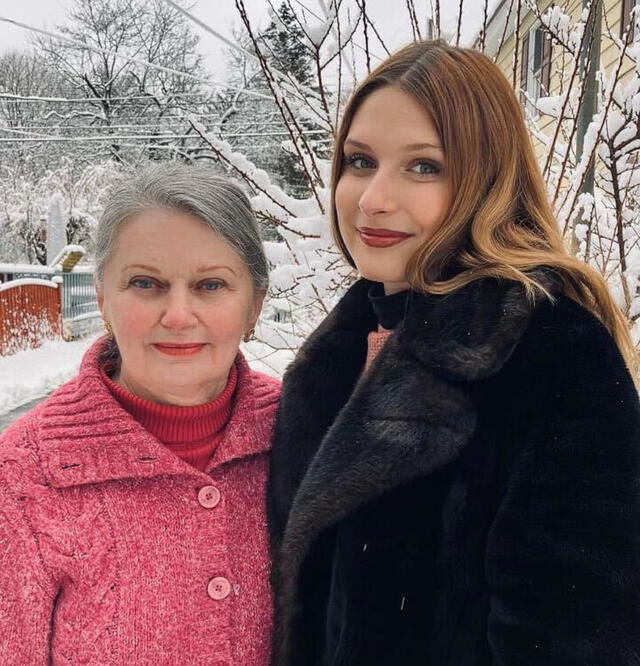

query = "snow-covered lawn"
[[0, 336, 294, 418], [0, 335, 99, 416]]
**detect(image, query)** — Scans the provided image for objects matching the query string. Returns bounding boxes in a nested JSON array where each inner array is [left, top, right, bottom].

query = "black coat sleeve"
[[485, 298, 640, 665]]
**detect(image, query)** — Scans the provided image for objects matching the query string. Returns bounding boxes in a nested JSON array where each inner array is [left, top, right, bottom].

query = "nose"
[[358, 169, 398, 218], [160, 287, 198, 330]]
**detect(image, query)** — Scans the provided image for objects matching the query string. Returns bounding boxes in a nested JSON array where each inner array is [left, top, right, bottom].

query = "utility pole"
[[576, 0, 602, 200], [573, 0, 602, 251], [426, 17, 434, 40]]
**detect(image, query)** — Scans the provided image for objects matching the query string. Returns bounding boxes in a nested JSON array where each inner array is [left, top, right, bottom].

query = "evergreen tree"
[[260, 3, 315, 88], [220, 2, 324, 199], [258, 2, 320, 198]]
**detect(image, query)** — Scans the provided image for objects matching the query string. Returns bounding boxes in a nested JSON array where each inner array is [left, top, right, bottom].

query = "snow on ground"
[[0, 335, 99, 416], [0, 336, 294, 420]]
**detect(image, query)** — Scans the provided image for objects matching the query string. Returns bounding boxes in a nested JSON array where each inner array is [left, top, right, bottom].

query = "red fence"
[[0, 279, 63, 355]]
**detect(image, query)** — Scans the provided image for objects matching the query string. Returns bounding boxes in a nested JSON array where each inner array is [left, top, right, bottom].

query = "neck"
[[113, 370, 228, 407], [383, 280, 410, 295]]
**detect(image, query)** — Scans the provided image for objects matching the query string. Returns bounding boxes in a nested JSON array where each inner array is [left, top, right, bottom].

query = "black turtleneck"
[[367, 282, 416, 330]]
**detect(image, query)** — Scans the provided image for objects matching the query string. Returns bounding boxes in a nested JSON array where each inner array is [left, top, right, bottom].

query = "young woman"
[[0, 164, 278, 664], [267, 41, 640, 665]]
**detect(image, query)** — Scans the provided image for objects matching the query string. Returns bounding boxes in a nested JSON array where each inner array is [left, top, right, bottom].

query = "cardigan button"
[[197, 485, 221, 509], [207, 576, 231, 600]]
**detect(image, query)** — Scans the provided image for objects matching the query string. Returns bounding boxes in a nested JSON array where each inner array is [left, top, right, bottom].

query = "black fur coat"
[[267, 275, 640, 665]]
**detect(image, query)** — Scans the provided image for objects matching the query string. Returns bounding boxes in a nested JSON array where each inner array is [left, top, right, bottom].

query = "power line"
[[287, 0, 325, 22], [0, 121, 328, 131], [0, 92, 219, 103], [0, 125, 327, 137], [0, 134, 201, 143], [79, 138, 334, 152], [159, 0, 322, 102], [0, 128, 329, 142], [0, 16, 274, 101], [0, 84, 345, 105], [0, 81, 345, 108]]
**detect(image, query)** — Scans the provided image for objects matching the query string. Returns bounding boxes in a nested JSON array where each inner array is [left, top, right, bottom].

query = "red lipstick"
[[358, 227, 413, 248], [153, 343, 206, 357]]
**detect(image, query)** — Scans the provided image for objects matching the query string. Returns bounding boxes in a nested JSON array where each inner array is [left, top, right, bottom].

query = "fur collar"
[[270, 271, 561, 649]]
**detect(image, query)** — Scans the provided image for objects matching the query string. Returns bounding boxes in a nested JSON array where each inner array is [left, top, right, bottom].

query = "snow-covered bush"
[[525, 1, 640, 340], [0, 159, 122, 264]]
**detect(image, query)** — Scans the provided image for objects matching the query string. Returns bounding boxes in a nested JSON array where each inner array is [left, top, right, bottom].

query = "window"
[[520, 24, 552, 115], [621, 0, 640, 40]]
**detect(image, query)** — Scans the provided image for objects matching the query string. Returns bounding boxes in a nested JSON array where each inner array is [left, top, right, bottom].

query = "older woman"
[[0, 164, 279, 665]]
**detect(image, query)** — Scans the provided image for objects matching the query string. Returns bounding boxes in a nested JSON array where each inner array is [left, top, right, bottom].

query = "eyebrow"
[[344, 139, 443, 152], [122, 264, 161, 273], [122, 263, 237, 276], [197, 265, 237, 276]]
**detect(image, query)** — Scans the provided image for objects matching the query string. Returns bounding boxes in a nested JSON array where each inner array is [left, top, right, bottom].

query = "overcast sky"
[[0, 0, 493, 83]]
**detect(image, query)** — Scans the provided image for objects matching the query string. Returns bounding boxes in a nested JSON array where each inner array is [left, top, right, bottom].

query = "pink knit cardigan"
[[0, 339, 281, 665]]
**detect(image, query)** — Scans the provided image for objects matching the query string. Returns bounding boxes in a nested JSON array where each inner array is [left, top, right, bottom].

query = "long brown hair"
[[330, 40, 637, 374]]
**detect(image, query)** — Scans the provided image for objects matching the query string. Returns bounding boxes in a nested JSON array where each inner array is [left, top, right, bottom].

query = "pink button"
[[197, 485, 221, 509], [207, 576, 231, 600]]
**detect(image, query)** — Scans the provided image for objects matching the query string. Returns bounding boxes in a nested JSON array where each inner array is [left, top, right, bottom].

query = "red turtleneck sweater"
[[100, 364, 238, 472]]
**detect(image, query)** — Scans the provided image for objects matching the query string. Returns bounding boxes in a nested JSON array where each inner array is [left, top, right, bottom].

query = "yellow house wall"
[[601, 0, 636, 80], [498, 1, 633, 112], [492, 0, 633, 162]]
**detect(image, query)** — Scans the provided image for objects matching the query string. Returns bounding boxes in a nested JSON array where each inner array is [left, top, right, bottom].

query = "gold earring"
[[243, 328, 255, 343], [104, 319, 114, 338]]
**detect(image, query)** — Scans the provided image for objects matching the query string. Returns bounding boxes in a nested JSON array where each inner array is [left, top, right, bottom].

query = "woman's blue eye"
[[200, 281, 223, 291], [345, 154, 375, 170], [410, 161, 440, 175], [130, 277, 156, 289]]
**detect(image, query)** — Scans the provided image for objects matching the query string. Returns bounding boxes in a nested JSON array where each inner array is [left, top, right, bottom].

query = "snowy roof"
[[0, 277, 60, 292], [48, 244, 86, 272]]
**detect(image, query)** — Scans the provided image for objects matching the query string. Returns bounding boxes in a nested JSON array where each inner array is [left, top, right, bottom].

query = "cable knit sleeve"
[[0, 420, 58, 665]]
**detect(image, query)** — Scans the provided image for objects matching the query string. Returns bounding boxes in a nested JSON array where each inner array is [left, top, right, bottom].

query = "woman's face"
[[335, 85, 450, 294], [97, 208, 264, 406]]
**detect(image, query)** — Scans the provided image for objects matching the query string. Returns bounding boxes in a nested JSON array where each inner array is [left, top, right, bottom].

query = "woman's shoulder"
[[528, 292, 623, 356], [236, 351, 282, 405], [248, 368, 282, 407], [0, 378, 86, 520], [517, 292, 636, 393], [0, 374, 84, 453]]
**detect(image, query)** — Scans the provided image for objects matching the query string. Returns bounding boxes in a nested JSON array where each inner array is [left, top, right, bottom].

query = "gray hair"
[[94, 163, 269, 290]]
